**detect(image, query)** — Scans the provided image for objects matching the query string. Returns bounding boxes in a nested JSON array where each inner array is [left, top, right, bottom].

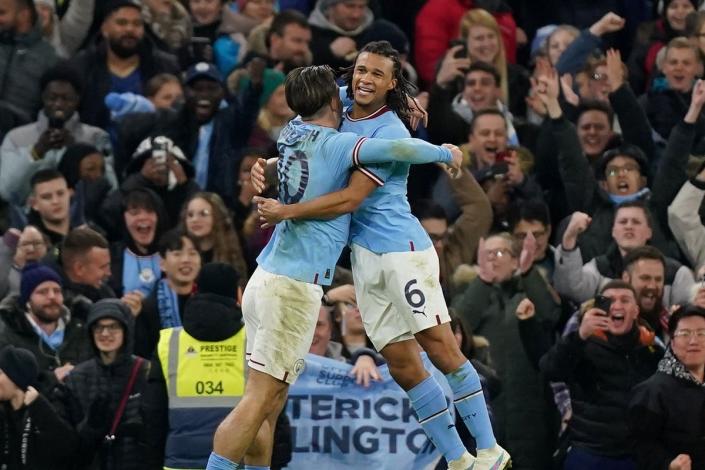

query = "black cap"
[[104, 0, 141, 20], [197, 263, 240, 299], [0, 346, 38, 391]]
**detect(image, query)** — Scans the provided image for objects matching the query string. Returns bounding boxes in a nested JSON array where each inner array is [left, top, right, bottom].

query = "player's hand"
[[669, 454, 691, 470], [408, 95, 428, 130], [578, 308, 610, 340], [515, 298, 536, 320], [442, 143, 463, 178], [350, 355, 381, 388], [251, 158, 268, 194], [254, 196, 288, 228]]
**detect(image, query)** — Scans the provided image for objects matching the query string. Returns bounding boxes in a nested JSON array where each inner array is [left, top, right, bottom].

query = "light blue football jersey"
[[257, 118, 452, 285], [341, 104, 433, 254]]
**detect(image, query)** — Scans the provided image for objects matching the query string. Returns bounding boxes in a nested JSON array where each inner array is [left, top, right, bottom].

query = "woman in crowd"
[[181, 192, 248, 280]]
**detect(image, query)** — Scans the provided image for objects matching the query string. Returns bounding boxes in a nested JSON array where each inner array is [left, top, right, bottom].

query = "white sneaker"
[[475, 444, 511, 470], [447, 451, 477, 470]]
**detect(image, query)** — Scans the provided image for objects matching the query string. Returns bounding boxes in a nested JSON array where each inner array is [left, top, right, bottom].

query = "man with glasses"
[[0, 263, 92, 389], [0, 225, 48, 299], [629, 304, 705, 470], [0, 62, 114, 209], [540, 280, 664, 470]]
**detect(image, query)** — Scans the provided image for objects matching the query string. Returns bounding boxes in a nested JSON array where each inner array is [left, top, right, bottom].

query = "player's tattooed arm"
[[254, 171, 377, 227]]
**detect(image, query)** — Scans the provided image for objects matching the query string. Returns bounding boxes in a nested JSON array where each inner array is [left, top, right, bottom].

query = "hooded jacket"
[[62, 299, 156, 470], [307, 0, 374, 69], [0, 295, 92, 392]]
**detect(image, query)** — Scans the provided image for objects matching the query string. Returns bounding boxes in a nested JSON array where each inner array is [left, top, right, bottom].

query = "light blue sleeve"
[[339, 86, 354, 108], [354, 137, 452, 166]]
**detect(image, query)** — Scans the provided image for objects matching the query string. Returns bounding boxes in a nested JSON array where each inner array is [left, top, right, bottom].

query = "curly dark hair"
[[341, 40, 416, 125]]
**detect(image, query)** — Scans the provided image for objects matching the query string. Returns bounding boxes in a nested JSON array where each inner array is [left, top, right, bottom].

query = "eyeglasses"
[[92, 324, 122, 334], [672, 329, 705, 340], [485, 248, 513, 259], [19, 240, 45, 248], [186, 209, 211, 218], [606, 165, 640, 177]]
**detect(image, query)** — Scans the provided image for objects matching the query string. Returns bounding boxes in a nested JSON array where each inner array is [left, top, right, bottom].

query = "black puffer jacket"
[[0, 296, 92, 392], [629, 347, 705, 470], [62, 300, 156, 470], [540, 326, 664, 458]]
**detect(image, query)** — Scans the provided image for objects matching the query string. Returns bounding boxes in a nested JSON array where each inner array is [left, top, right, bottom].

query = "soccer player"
[[206, 65, 463, 470], [253, 41, 510, 470]]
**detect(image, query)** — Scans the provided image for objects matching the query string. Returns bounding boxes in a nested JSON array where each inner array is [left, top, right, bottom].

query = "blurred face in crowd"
[[586, 64, 611, 102], [671, 315, 705, 374], [577, 110, 612, 158], [469, 113, 507, 167], [27, 280, 63, 323], [42, 80, 79, 122], [269, 23, 311, 66], [663, 45, 699, 93], [185, 197, 214, 239], [482, 178, 509, 216], [666, 0, 695, 31], [0, 0, 30, 34], [17, 226, 47, 263], [351, 52, 396, 111], [186, 78, 224, 124], [36, 2, 52, 33], [548, 28, 577, 66], [161, 237, 201, 287], [462, 69, 499, 111], [189, 0, 221, 25], [266, 84, 293, 119], [420, 217, 448, 258], [513, 219, 551, 261], [238, 155, 257, 189], [483, 236, 517, 282], [73, 247, 111, 289], [600, 287, 639, 336], [92, 318, 124, 356], [466, 25, 499, 64], [79, 153, 105, 182], [602, 155, 646, 196], [31, 177, 71, 226], [102, 6, 144, 58], [242, 0, 273, 22], [338, 301, 364, 337], [310, 305, 333, 356], [150, 80, 183, 109], [326, 0, 367, 32], [612, 206, 652, 252], [124, 204, 158, 251], [622, 258, 664, 317]]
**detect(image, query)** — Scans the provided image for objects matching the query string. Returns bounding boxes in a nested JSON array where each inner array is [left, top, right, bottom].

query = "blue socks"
[[407, 375, 466, 462], [206, 452, 238, 470], [445, 360, 496, 450]]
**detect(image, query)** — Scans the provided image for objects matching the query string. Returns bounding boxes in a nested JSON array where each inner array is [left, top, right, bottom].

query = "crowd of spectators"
[[1, 0, 705, 469]]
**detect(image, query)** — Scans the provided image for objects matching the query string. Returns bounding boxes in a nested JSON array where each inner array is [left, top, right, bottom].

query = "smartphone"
[[492, 150, 510, 178], [594, 295, 612, 314], [48, 115, 65, 129], [191, 36, 211, 62], [449, 39, 468, 59], [152, 140, 168, 165]]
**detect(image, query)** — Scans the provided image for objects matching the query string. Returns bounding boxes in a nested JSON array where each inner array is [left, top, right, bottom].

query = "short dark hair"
[[615, 200, 653, 230], [465, 62, 501, 86], [123, 188, 158, 214], [576, 99, 614, 127], [39, 61, 83, 96], [411, 199, 448, 221], [158, 229, 199, 258], [144, 73, 181, 98], [30, 169, 66, 191], [668, 304, 705, 336], [285, 66, 338, 118], [623, 245, 666, 274], [600, 279, 637, 297], [61, 227, 109, 268], [469, 108, 506, 133], [507, 199, 551, 231], [267, 9, 309, 46]]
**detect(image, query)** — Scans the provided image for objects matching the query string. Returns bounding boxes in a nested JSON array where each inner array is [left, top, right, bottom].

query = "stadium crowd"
[[0, 0, 704, 469]]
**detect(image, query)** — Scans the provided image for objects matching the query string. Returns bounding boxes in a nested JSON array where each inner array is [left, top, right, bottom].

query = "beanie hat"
[[319, 0, 348, 11], [196, 262, 240, 299], [0, 346, 38, 391], [20, 263, 62, 306], [237, 68, 285, 107]]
